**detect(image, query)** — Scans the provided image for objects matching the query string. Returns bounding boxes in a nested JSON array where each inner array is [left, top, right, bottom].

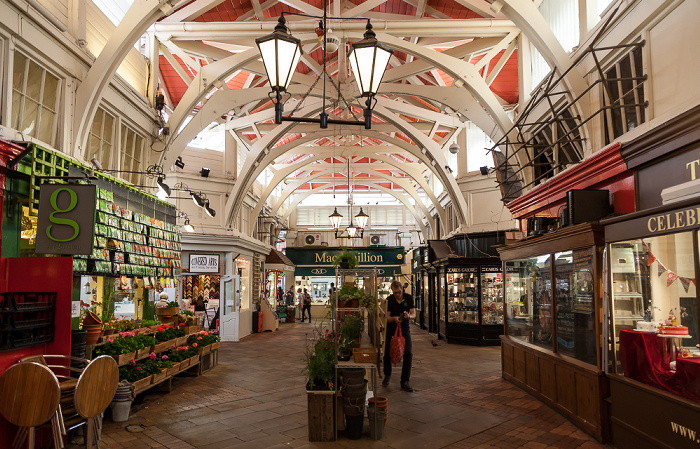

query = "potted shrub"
[[304, 322, 337, 442], [340, 314, 363, 345], [332, 248, 358, 269], [337, 338, 353, 361]]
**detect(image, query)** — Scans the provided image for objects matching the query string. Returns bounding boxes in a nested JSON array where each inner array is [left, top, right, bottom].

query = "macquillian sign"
[[36, 184, 97, 255]]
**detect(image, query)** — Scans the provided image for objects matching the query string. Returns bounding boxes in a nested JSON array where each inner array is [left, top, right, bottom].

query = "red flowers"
[[179, 323, 185, 327], [197, 337, 202, 340], [192, 343, 198, 348]]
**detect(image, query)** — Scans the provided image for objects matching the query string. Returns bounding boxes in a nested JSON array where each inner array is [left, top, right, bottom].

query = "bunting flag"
[[647, 251, 657, 266], [693, 279, 697, 287], [658, 262, 667, 277], [667, 272, 679, 287], [679, 276, 692, 293]]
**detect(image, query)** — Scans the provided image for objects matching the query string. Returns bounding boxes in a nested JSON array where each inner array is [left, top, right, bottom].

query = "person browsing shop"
[[300, 288, 312, 322], [382, 280, 415, 392]]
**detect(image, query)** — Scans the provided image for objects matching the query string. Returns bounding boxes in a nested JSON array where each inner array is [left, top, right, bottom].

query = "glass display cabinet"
[[437, 262, 503, 345]]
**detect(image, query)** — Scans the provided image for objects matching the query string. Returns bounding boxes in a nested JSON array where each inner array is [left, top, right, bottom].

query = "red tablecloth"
[[619, 329, 675, 392], [619, 329, 700, 402], [674, 357, 700, 401]]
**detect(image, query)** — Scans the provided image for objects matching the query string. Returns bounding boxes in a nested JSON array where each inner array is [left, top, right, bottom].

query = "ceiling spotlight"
[[183, 219, 195, 232], [175, 156, 185, 169], [204, 200, 216, 218], [191, 191, 206, 208], [445, 165, 453, 173], [90, 157, 103, 171], [201, 167, 210, 177], [156, 176, 171, 199], [449, 142, 460, 154]]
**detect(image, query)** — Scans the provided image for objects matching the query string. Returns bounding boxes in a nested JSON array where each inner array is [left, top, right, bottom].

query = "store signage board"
[[294, 265, 403, 277], [286, 247, 405, 266], [189, 254, 220, 273], [36, 184, 96, 255], [637, 145, 700, 210], [482, 265, 503, 273], [606, 203, 700, 242]]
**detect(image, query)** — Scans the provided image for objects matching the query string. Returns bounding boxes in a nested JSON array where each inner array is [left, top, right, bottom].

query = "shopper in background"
[[285, 287, 295, 306], [383, 280, 415, 392], [276, 286, 284, 306], [328, 282, 336, 298], [402, 282, 410, 294], [300, 288, 312, 322]]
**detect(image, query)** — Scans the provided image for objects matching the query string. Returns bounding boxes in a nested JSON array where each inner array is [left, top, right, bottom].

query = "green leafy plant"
[[167, 301, 179, 308], [154, 324, 185, 342], [338, 338, 353, 356], [95, 334, 140, 356], [134, 333, 156, 349], [182, 310, 194, 317], [141, 319, 161, 328], [339, 314, 363, 342], [187, 330, 220, 346], [303, 322, 336, 390], [332, 247, 359, 269]]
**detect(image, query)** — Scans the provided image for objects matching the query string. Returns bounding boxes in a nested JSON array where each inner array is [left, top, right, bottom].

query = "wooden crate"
[[166, 362, 181, 376], [151, 370, 168, 385], [353, 348, 375, 364], [113, 351, 136, 366], [132, 376, 151, 392], [307, 390, 335, 442]]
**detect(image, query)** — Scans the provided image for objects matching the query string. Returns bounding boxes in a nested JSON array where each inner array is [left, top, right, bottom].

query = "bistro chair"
[[71, 355, 119, 449], [20, 354, 91, 442], [0, 362, 62, 449]]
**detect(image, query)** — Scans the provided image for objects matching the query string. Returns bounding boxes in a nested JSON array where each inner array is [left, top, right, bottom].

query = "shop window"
[[447, 269, 478, 324], [11, 51, 61, 147], [87, 107, 115, 169], [505, 255, 552, 351], [603, 45, 646, 144], [611, 233, 699, 403], [554, 249, 596, 365], [120, 124, 144, 185]]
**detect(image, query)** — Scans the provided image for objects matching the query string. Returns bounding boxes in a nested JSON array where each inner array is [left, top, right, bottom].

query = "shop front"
[[602, 105, 700, 449], [497, 142, 637, 442], [285, 246, 405, 319], [181, 233, 270, 341], [429, 240, 503, 345]]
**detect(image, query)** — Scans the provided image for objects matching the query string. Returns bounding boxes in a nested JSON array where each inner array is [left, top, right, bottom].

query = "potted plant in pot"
[[304, 322, 337, 442], [337, 338, 353, 361], [332, 248, 359, 270], [340, 314, 363, 345]]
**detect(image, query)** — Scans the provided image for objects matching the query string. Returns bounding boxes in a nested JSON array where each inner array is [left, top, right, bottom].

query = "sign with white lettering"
[[36, 184, 96, 255], [606, 204, 700, 242], [189, 254, 220, 273]]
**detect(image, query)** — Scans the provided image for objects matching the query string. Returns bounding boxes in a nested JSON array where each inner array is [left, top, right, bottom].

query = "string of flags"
[[642, 241, 696, 293]]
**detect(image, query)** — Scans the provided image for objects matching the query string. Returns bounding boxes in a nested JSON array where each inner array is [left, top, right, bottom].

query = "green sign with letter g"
[[36, 184, 96, 255], [46, 188, 79, 242]]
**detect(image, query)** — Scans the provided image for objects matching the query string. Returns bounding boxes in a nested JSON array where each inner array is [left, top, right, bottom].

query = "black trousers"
[[301, 304, 311, 320], [383, 321, 412, 383]]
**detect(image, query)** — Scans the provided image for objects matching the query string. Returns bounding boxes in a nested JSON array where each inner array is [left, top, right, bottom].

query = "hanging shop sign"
[[286, 247, 405, 267], [36, 184, 96, 255], [189, 254, 220, 273]]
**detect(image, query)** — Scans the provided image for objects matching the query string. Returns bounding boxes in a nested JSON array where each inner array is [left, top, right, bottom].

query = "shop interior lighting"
[[256, 11, 393, 130], [175, 156, 185, 169], [183, 219, 195, 232]]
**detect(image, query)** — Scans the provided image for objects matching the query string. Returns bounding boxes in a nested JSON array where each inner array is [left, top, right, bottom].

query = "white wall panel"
[[36, 0, 68, 29], [649, 1, 700, 118]]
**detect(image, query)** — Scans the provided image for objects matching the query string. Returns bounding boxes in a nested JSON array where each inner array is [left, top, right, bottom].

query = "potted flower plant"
[[332, 247, 359, 269]]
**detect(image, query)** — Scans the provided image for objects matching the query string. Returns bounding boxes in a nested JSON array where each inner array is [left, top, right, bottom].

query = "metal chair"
[[0, 362, 62, 449], [72, 355, 119, 449]]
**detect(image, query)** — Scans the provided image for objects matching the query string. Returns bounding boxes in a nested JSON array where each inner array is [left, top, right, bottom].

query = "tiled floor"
[[98, 322, 613, 449]]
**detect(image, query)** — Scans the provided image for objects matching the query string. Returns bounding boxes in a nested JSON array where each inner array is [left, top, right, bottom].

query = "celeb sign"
[[36, 184, 97, 255]]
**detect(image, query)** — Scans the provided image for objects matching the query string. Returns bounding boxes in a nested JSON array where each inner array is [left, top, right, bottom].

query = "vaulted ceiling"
[[75, 0, 586, 236]]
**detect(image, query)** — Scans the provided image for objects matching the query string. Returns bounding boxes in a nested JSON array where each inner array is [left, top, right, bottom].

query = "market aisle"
[[98, 323, 612, 449]]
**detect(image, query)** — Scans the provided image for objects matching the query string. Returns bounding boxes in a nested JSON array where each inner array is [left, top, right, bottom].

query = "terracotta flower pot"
[[83, 311, 102, 326]]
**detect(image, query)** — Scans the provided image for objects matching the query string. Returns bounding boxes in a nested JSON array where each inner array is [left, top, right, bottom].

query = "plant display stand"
[[332, 268, 384, 440]]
